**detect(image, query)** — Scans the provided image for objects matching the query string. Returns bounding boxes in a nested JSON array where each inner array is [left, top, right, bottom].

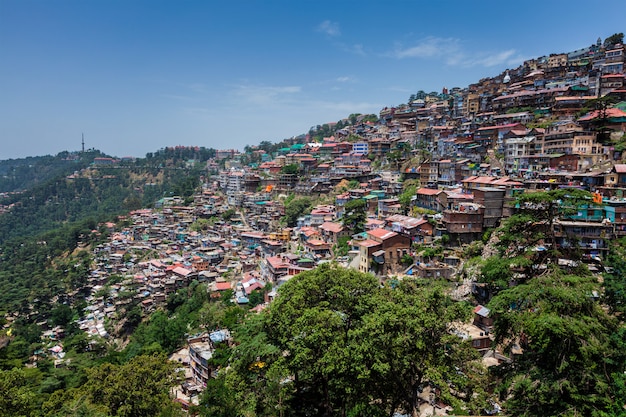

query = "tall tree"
[[604, 32, 624, 48], [342, 198, 366, 233], [398, 182, 417, 215], [488, 269, 625, 416], [78, 354, 182, 417], [282, 196, 312, 227], [263, 264, 490, 416], [353, 280, 489, 416], [481, 188, 592, 296], [603, 236, 626, 315], [267, 264, 381, 416], [0, 368, 37, 417]]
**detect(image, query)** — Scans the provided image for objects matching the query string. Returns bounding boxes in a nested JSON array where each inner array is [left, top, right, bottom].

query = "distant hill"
[[0, 147, 214, 245], [0, 151, 102, 194]]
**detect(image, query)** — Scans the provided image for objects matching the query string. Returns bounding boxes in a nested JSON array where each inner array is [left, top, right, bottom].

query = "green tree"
[[263, 264, 489, 416], [332, 235, 350, 257], [604, 32, 624, 48], [0, 368, 37, 417], [488, 269, 625, 416], [50, 304, 73, 327], [353, 281, 488, 416], [482, 188, 593, 295], [78, 354, 183, 417], [221, 208, 236, 221], [280, 164, 300, 175], [398, 183, 417, 215], [267, 264, 382, 416], [195, 375, 244, 417], [342, 198, 366, 234], [581, 95, 620, 145], [282, 197, 312, 227], [206, 313, 289, 417], [603, 236, 626, 315]]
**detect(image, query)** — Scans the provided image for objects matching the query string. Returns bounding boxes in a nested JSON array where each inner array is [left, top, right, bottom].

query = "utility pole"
[[82, 133, 85, 153]]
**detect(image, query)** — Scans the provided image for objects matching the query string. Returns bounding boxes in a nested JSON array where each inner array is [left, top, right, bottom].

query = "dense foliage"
[[0, 151, 102, 193], [197, 264, 490, 417], [479, 189, 626, 415]]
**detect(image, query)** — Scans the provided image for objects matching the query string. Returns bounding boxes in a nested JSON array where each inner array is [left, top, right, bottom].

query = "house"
[[604, 198, 626, 238], [414, 188, 443, 212], [405, 261, 456, 280], [318, 221, 347, 245], [473, 305, 494, 331], [385, 214, 433, 242], [261, 255, 290, 282], [364, 228, 411, 275], [553, 220, 612, 262], [611, 164, 626, 187], [188, 334, 214, 387], [462, 176, 523, 193], [377, 198, 402, 218], [188, 331, 232, 388], [472, 187, 506, 228], [354, 237, 382, 274], [441, 202, 485, 245], [310, 205, 336, 226], [303, 239, 331, 258], [451, 322, 493, 352], [212, 280, 232, 293]]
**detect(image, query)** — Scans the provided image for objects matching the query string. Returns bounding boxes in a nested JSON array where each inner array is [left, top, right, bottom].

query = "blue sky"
[[1, 0, 625, 159]]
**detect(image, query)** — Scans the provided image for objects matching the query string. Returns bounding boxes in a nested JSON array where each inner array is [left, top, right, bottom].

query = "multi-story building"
[[385, 214, 433, 243], [600, 73, 626, 96], [463, 92, 480, 117], [352, 141, 369, 155], [601, 44, 625, 75], [547, 53, 568, 69], [219, 169, 245, 193], [604, 199, 626, 238], [414, 188, 442, 212], [553, 220, 612, 262], [472, 187, 505, 229], [539, 121, 596, 156], [188, 331, 232, 388], [437, 159, 455, 186], [504, 136, 536, 174], [441, 202, 485, 244], [357, 228, 411, 275], [188, 335, 214, 387]]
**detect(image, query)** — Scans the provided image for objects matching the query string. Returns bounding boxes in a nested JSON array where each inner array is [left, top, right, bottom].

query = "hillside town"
[[25, 36, 626, 412]]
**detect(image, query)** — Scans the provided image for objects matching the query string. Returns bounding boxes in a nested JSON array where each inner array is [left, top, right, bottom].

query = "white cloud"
[[184, 83, 209, 93], [231, 84, 302, 105], [390, 36, 525, 69], [391, 36, 461, 59], [317, 20, 341, 37], [346, 43, 366, 56], [160, 94, 196, 101], [306, 99, 381, 115], [466, 49, 525, 67]]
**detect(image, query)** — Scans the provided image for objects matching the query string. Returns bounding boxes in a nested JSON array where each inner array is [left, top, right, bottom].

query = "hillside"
[[1, 33, 626, 417], [0, 148, 212, 245], [0, 152, 96, 194]]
